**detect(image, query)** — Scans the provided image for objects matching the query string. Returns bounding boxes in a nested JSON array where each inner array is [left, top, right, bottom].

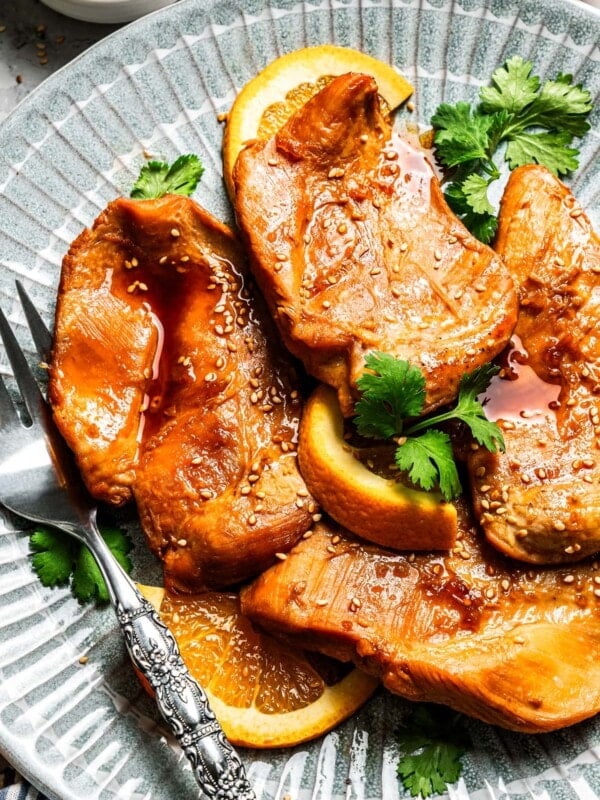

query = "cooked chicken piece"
[[233, 72, 518, 416], [50, 195, 314, 590], [468, 166, 600, 564], [241, 506, 600, 733]]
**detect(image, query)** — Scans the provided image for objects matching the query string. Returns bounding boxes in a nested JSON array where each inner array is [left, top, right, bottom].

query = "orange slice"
[[138, 584, 378, 748], [222, 44, 413, 198], [297, 384, 457, 551]]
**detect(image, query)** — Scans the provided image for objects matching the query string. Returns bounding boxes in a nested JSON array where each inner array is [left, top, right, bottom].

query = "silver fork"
[[0, 282, 255, 800]]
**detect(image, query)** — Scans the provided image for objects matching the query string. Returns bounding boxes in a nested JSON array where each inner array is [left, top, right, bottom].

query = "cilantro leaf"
[[520, 76, 593, 137], [72, 545, 107, 603], [460, 173, 495, 216], [397, 705, 471, 798], [431, 103, 495, 167], [395, 430, 461, 501], [504, 131, 579, 175], [432, 56, 592, 241], [354, 354, 503, 501], [130, 154, 204, 199], [29, 525, 133, 604], [408, 364, 505, 457], [30, 529, 75, 587], [355, 352, 425, 439], [444, 183, 498, 244], [479, 55, 541, 114]]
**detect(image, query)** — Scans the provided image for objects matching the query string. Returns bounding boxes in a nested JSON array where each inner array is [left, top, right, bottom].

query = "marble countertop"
[[0, 0, 121, 123]]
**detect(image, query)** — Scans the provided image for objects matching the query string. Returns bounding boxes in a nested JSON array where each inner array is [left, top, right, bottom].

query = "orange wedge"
[[138, 584, 378, 748], [222, 44, 413, 198], [297, 384, 457, 551]]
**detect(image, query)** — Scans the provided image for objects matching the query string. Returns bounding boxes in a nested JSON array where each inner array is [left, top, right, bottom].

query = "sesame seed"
[[328, 167, 345, 179], [247, 514, 257, 526], [562, 574, 575, 584], [177, 538, 187, 547], [275, 552, 288, 560], [171, 227, 181, 238]]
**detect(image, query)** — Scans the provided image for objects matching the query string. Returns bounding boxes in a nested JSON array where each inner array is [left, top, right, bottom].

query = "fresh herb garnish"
[[130, 154, 204, 199], [432, 56, 592, 243], [397, 705, 471, 798], [354, 353, 503, 501], [30, 526, 133, 604]]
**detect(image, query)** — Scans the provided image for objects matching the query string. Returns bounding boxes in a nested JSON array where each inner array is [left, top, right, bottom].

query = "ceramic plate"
[[0, 0, 599, 798]]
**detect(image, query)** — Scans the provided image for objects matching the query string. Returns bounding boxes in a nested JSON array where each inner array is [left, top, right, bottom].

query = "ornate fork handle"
[[82, 512, 255, 800]]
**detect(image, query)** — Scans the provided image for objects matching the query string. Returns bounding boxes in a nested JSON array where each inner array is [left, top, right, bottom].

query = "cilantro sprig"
[[397, 705, 471, 797], [130, 154, 204, 199], [30, 526, 133, 604], [354, 353, 503, 501], [432, 56, 592, 242]]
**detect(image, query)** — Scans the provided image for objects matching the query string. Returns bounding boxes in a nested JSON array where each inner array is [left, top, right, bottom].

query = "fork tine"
[[0, 374, 18, 426], [16, 281, 53, 362], [0, 304, 45, 420]]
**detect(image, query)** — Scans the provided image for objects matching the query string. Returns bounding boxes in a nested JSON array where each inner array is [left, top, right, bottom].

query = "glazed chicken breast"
[[233, 72, 518, 416], [468, 166, 600, 564], [50, 194, 314, 590], [241, 505, 600, 733]]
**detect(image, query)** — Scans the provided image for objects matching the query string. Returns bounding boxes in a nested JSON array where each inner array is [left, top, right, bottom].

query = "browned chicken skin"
[[233, 73, 518, 416], [50, 195, 314, 590], [469, 166, 600, 564], [241, 506, 600, 733]]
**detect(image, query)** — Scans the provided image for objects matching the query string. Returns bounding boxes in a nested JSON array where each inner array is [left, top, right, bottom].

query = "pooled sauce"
[[480, 336, 560, 429]]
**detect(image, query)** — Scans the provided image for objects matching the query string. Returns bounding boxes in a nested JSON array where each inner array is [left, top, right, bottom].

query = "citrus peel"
[[223, 44, 413, 197], [137, 583, 378, 748], [297, 384, 458, 551]]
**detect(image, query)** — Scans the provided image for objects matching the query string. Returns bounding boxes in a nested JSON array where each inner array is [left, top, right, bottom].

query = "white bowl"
[[39, 0, 177, 24]]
